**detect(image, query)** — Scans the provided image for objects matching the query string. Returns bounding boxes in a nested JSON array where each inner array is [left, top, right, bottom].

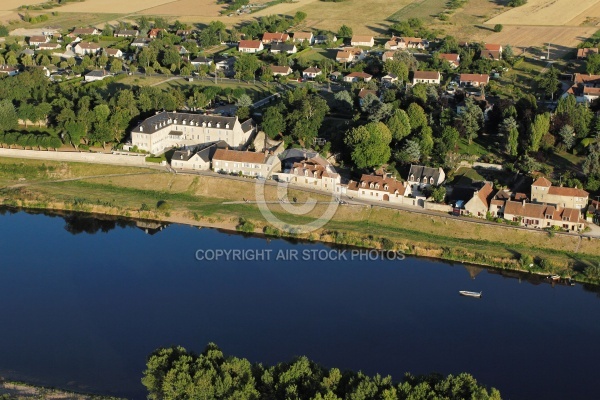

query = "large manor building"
[[130, 111, 256, 154]]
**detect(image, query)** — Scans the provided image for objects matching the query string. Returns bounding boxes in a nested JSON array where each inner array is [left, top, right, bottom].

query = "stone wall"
[[0, 148, 148, 166]]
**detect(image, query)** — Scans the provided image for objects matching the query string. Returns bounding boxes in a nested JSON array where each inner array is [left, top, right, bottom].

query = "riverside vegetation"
[[1, 158, 600, 286], [142, 343, 502, 400]]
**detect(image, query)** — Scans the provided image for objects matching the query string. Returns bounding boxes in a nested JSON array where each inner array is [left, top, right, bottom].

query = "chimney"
[[522, 199, 526, 206]]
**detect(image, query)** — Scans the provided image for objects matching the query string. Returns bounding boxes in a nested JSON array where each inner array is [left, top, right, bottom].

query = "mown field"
[[488, 0, 600, 26]]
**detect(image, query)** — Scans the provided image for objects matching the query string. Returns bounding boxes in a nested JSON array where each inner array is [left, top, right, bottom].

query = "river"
[[0, 209, 598, 400]]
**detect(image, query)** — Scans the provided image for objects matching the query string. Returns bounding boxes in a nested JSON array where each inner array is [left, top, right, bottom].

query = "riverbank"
[[0, 380, 123, 400], [1, 157, 599, 285]]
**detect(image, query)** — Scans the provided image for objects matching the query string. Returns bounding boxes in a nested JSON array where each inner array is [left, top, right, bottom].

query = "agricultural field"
[[387, 0, 447, 22], [487, 0, 600, 26], [295, 0, 413, 36], [485, 26, 599, 58], [0, 0, 42, 11], [137, 0, 226, 17]]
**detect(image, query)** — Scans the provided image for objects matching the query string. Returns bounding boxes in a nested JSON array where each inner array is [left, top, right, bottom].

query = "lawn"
[[292, 48, 337, 64]]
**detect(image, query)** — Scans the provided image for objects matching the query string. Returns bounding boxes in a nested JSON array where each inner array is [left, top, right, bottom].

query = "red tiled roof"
[[532, 177, 552, 187], [413, 71, 440, 80], [351, 35, 374, 43], [262, 32, 289, 42], [439, 53, 459, 63], [477, 182, 494, 209], [460, 73, 489, 84], [548, 186, 589, 197], [346, 71, 372, 79], [485, 43, 502, 51], [239, 40, 262, 49]]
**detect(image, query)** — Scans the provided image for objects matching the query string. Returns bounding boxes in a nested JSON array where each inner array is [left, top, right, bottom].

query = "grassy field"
[[387, 0, 447, 22], [1, 157, 599, 283]]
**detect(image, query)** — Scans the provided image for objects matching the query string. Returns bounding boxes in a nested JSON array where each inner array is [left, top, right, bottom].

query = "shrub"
[[156, 200, 170, 211], [237, 218, 255, 233], [140, 203, 151, 211], [494, 24, 503, 32]]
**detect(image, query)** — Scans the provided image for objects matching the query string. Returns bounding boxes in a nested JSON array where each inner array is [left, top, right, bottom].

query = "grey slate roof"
[[407, 164, 442, 183], [270, 43, 295, 53], [240, 118, 256, 133], [133, 111, 239, 134]]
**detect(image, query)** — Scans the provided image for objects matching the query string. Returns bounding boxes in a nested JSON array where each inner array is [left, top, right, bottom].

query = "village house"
[[336, 51, 354, 63], [261, 32, 290, 44], [37, 42, 61, 51], [114, 29, 139, 38], [148, 28, 165, 39], [0, 65, 19, 76], [131, 38, 152, 48], [530, 177, 588, 209], [105, 48, 124, 59], [302, 66, 322, 79], [564, 73, 600, 103], [191, 56, 213, 68], [212, 149, 280, 178], [463, 182, 494, 218], [270, 65, 292, 76], [131, 112, 256, 155], [73, 42, 102, 55], [171, 141, 229, 171], [439, 53, 460, 68], [276, 155, 341, 193], [407, 165, 445, 189], [270, 43, 297, 54], [459, 73, 490, 87], [340, 46, 364, 61], [503, 200, 585, 232], [577, 48, 599, 59], [238, 40, 263, 53], [28, 35, 49, 47], [70, 27, 100, 37], [350, 35, 374, 47], [385, 36, 427, 50], [292, 32, 314, 45], [215, 57, 235, 72], [176, 29, 193, 37], [314, 34, 336, 44], [346, 172, 409, 204], [343, 71, 372, 83], [84, 70, 110, 82], [382, 73, 398, 85], [382, 51, 395, 62], [358, 88, 377, 104], [411, 71, 441, 85], [330, 71, 342, 81], [481, 43, 502, 61]]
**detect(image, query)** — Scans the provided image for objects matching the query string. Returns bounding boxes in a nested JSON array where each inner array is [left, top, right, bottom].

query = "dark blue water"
[[0, 210, 598, 400]]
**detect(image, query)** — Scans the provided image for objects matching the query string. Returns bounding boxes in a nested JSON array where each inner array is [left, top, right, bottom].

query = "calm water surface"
[[0, 210, 599, 400]]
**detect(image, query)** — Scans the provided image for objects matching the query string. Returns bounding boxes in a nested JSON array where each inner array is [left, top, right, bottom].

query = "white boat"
[[548, 275, 560, 281], [459, 290, 482, 298]]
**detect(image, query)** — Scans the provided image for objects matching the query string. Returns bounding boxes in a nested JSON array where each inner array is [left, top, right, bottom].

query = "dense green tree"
[[396, 139, 422, 165], [234, 53, 260, 81], [383, 59, 409, 82], [337, 25, 352, 38], [262, 105, 286, 139], [500, 117, 519, 156], [459, 97, 483, 144], [0, 100, 18, 133], [344, 122, 392, 169], [406, 102, 427, 133], [537, 67, 560, 100], [583, 142, 600, 177], [559, 125, 575, 150], [587, 53, 600, 74], [387, 109, 411, 141], [528, 113, 550, 152]]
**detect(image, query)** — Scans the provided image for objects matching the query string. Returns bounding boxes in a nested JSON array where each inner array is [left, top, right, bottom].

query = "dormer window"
[[174, 119, 178, 124], [216, 122, 220, 128], [430, 177, 434, 184], [375, 184, 380, 189], [361, 182, 366, 187], [139, 126, 143, 132], [168, 118, 172, 123], [183, 119, 187, 125], [202, 122, 206, 127], [546, 214, 551, 219], [313, 172, 318, 178], [207, 122, 212, 127], [422, 177, 427, 183], [384, 184, 389, 191], [304, 170, 308, 176], [226, 123, 230, 129], [370, 183, 374, 189], [410, 174, 414, 181]]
